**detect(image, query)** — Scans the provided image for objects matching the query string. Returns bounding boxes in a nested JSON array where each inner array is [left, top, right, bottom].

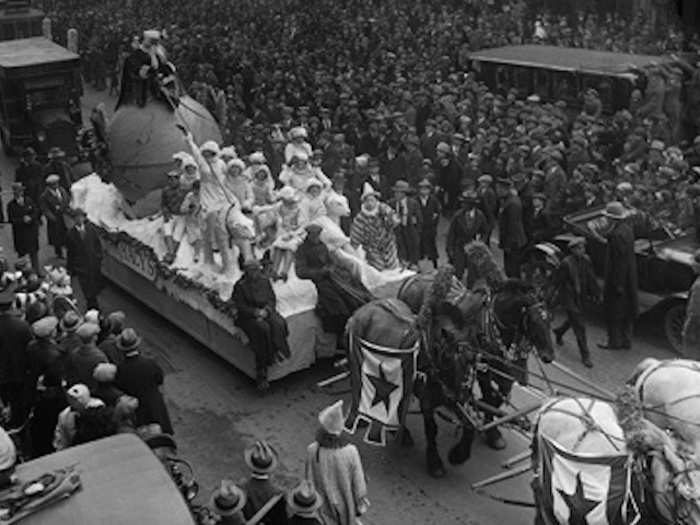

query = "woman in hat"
[[224, 159, 253, 212], [299, 178, 328, 225], [287, 480, 323, 524], [39, 174, 71, 260], [349, 183, 400, 271], [269, 186, 306, 280], [305, 400, 369, 525], [179, 180, 204, 263]]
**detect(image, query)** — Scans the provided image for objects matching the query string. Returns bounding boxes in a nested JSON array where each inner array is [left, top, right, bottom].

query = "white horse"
[[629, 358, 700, 461], [533, 396, 700, 525]]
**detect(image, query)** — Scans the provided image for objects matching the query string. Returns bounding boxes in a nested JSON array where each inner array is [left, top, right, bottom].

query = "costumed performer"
[[224, 159, 253, 212], [285, 127, 313, 164], [230, 259, 290, 391], [279, 152, 330, 193], [299, 179, 327, 223], [251, 165, 278, 250], [180, 180, 203, 263], [183, 128, 238, 272], [116, 29, 177, 110], [269, 186, 306, 281], [243, 152, 267, 182], [161, 170, 186, 264], [295, 224, 373, 345], [350, 183, 400, 271], [220, 146, 238, 165]]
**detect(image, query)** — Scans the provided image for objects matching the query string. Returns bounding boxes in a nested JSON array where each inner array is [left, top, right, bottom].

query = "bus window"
[[551, 71, 577, 103], [513, 67, 534, 95], [535, 70, 549, 99]]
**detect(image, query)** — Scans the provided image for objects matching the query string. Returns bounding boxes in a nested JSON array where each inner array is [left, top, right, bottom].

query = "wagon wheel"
[[664, 302, 686, 355]]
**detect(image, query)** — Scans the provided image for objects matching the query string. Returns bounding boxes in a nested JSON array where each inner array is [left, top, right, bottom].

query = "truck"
[[0, 36, 82, 158]]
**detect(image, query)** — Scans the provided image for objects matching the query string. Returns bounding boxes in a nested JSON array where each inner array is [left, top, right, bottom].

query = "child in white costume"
[[284, 126, 312, 164], [269, 186, 306, 281], [180, 180, 203, 263]]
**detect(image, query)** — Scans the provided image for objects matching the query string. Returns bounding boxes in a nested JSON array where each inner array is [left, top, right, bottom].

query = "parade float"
[[84, 30, 411, 381]]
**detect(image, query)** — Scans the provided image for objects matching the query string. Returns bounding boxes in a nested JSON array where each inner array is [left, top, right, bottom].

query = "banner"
[[345, 335, 418, 446], [537, 436, 638, 525]]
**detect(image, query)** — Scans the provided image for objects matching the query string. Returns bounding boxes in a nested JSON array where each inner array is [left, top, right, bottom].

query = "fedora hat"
[[116, 328, 142, 353], [287, 480, 323, 517], [417, 178, 432, 189], [209, 480, 246, 517], [243, 441, 279, 475], [602, 201, 628, 220], [391, 180, 411, 193], [60, 310, 82, 332]]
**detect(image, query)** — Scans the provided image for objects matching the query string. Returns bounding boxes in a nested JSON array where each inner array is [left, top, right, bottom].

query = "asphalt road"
[[0, 87, 680, 525]]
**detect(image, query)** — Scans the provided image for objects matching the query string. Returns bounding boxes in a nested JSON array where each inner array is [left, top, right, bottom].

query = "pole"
[[316, 371, 350, 388], [502, 449, 531, 469], [548, 361, 615, 399], [471, 462, 532, 489], [480, 401, 542, 432]]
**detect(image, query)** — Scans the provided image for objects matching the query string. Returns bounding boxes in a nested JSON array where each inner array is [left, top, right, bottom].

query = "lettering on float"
[[110, 239, 158, 281]]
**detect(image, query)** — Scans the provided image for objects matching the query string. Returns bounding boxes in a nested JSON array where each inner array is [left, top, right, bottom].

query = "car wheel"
[[664, 303, 686, 355]]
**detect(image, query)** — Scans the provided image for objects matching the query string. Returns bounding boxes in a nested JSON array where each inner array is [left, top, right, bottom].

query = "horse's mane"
[[616, 386, 668, 453], [464, 241, 505, 290], [415, 265, 457, 330]]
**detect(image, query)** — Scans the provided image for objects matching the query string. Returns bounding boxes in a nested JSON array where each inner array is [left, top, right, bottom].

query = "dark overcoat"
[[0, 312, 31, 385], [7, 197, 40, 256], [231, 272, 290, 368], [498, 193, 528, 252], [295, 238, 372, 336], [552, 254, 600, 314], [446, 207, 488, 277], [417, 194, 441, 260], [66, 223, 104, 299], [603, 221, 639, 320], [39, 186, 71, 248], [116, 353, 173, 434]]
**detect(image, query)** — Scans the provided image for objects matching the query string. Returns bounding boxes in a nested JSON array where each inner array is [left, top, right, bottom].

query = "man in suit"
[[115, 328, 173, 434], [476, 175, 498, 246], [598, 202, 638, 350], [7, 182, 40, 273], [66, 208, 103, 310], [551, 237, 600, 368], [15, 147, 44, 207], [420, 119, 441, 162], [496, 178, 528, 278], [0, 284, 32, 427], [42, 147, 74, 192], [389, 180, 422, 270], [446, 189, 488, 281], [39, 174, 71, 259], [417, 179, 442, 268]]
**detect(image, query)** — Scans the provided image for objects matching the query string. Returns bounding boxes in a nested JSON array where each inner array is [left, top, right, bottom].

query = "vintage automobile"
[[0, 36, 82, 158], [468, 45, 671, 114], [522, 206, 698, 353], [1, 434, 198, 524]]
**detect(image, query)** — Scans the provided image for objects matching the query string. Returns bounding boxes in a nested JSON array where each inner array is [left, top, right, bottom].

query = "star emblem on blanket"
[[558, 473, 600, 525], [368, 363, 399, 413]]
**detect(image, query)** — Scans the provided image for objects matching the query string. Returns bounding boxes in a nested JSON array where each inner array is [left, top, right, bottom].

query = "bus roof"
[[469, 45, 668, 75], [0, 36, 79, 68]]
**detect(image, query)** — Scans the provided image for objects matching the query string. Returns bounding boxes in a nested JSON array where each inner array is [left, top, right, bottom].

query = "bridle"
[[486, 293, 548, 362]]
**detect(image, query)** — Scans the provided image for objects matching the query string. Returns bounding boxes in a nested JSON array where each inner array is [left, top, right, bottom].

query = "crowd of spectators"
[[41, 1, 700, 237]]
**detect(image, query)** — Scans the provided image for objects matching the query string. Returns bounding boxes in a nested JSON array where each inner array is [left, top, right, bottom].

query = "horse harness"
[[480, 292, 541, 364]]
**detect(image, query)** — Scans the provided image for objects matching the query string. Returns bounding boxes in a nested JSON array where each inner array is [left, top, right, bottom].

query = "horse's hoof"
[[484, 427, 506, 450]]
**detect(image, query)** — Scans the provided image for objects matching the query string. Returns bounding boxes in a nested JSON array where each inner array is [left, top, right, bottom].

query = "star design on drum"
[[558, 473, 600, 525], [367, 363, 399, 413]]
